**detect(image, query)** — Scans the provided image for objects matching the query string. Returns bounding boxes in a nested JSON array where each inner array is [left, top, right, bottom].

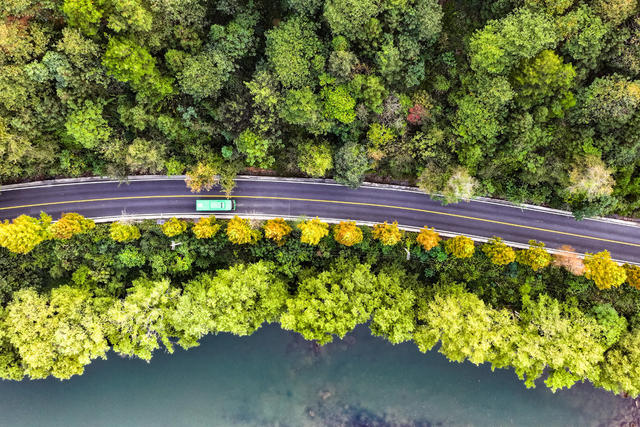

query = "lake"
[[0, 325, 635, 426]]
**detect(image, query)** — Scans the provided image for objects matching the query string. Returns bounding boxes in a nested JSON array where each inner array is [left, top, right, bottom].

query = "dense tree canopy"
[[5, 0, 640, 217]]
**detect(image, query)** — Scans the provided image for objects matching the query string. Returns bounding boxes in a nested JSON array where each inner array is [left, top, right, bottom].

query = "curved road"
[[1, 176, 640, 264]]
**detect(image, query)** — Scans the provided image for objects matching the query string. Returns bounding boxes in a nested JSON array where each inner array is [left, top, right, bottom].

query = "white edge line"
[[85, 212, 640, 266], [3, 175, 639, 228]]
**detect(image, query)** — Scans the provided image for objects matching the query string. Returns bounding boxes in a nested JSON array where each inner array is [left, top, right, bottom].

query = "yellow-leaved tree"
[[372, 221, 404, 246], [444, 235, 475, 258], [0, 213, 52, 254], [161, 217, 188, 237], [481, 237, 515, 265], [50, 213, 95, 240], [297, 217, 329, 245], [109, 222, 141, 242], [333, 221, 363, 246], [226, 216, 260, 245], [516, 240, 552, 271], [416, 226, 440, 251], [624, 264, 640, 289], [185, 162, 218, 193], [192, 217, 221, 239], [584, 250, 626, 290], [263, 218, 292, 245]]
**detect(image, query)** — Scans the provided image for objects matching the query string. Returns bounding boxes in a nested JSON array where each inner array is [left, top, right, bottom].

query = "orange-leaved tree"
[[372, 221, 404, 246], [50, 213, 95, 239], [192, 216, 221, 239], [297, 217, 329, 245], [226, 216, 260, 245], [584, 250, 626, 290], [516, 240, 551, 271], [185, 162, 217, 193], [444, 235, 475, 258], [333, 221, 363, 246], [0, 213, 52, 254], [161, 217, 188, 237], [416, 226, 440, 251], [263, 218, 292, 245], [482, 237, 515, 265], [553, 245, 585, 275], [109, 222, 141, 242]]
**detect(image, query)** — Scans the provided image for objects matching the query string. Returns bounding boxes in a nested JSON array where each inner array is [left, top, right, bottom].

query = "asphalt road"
[[1, 177, 639, 263]]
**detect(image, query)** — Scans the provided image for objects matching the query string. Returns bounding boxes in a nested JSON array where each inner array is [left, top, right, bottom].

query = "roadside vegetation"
[[2, 0, 640, 217], [1, 212, 640, 396]]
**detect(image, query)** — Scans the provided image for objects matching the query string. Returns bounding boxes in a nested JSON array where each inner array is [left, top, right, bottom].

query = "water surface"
[[0, 325, 634, 426]]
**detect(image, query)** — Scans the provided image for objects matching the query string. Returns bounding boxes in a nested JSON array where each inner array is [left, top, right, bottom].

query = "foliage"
[[334, 141, 369, 188], [444, 236, 475, 259], [297, 217, 329, 245], [280, 260, 377, 344], [416, 226, 440, 251], [333, 221, 363, 246], [263, 218, 292, 245], [372, 221, 403, 246], [192, 216, 221, 239], [584, 250, 627, 290], [482, 237, 516, 266], [226, 216, 260, 245], [109, 222, 141, 242], [161, 217, 187, 237], [50, 213, 95, 239], [0, 213, 52, 254], [297, 140, 333, 177], [185, 162, 218, 193], [516, 240, 551, 271]]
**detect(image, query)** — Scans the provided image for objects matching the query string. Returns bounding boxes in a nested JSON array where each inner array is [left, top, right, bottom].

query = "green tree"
[[266, 17, 323, 88], [324, 0, 378, 42], [297, 140, 333, 177], [369, 268, 417, 344], [280, 260, 377, 344], [322, 85, 356, 124], [107, 278, 179, 360], [62, 0, 104, 36], [4, 286, 110, 379], [334, 141, 369, 188], [597, 328, 640, 396], [65, 100, 111, 150], [170, 262, 288, 348], [236, 130, 276, 169]]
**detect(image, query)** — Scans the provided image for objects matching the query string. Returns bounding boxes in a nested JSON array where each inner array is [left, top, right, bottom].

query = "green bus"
[[196, 199, 236, 211]]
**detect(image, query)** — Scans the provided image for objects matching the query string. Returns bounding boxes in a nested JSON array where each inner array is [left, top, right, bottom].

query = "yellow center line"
[[1, 194, 639, 248]]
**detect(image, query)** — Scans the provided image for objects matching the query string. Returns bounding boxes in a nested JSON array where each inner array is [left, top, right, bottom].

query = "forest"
[[2, 0, 640, 218], [1, 213, 640, 396]]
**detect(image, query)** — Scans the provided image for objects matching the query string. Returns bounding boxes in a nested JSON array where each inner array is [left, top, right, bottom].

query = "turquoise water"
[[0, 325, 635, 426]]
